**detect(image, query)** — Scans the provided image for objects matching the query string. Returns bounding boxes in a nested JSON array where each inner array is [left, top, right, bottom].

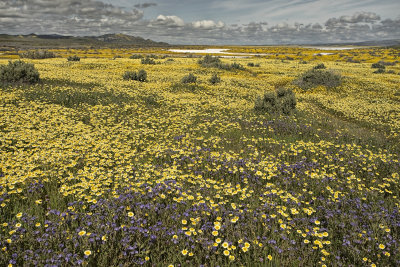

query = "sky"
[[0, 0, 399, 45]]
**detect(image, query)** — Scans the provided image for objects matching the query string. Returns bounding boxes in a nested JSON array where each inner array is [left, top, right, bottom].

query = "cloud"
[[192, 20, 225, 30], [0, 2, 399, 45], [152, 15, 185, 27], [134, 3, 157, 9], [339, 12, 381, 23], [0, 0, 143, 35], [325, 11, 381, 29]]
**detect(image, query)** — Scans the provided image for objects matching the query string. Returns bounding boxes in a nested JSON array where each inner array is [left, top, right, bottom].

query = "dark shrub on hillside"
[[371, 63, 385, 69], [198, 55, 222, 67], [20, 50, 56, 59], [255, 88, 296, 115], [181, 73, 197, 84], [130, 54, 143, 59], [277, 88, 297, 115], [248, 62, 255, 67], [123, 69, 147, 82], [313, 63, 326, 69], [198, 55, 245, 71], [373, 68, 385, 74], [294, 69, 342, 90], [137, 69, 147, 82], [0, 60, 40, 84], [209, 73, 221, 84], [67, 55, 80, 62], [141, 57, 156, 65], [377, 60, 396, 66]]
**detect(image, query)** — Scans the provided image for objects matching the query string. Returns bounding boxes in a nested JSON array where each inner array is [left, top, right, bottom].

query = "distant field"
[[0, 47, 400, 266]]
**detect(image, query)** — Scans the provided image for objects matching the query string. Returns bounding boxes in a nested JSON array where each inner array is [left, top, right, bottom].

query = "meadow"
[[0, 46, 400, 266]]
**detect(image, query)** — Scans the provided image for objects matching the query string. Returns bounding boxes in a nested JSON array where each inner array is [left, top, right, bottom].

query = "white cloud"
[[153, 15, 184, 27], [192, 20, 224, 29]]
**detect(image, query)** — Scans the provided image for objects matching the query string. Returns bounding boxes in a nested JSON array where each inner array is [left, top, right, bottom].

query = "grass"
[[0, 50, 399, 266]]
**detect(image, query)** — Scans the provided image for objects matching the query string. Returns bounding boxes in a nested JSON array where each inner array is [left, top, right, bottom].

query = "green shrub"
[[254, 88, 296, 115], [377, 60, 395, 66], [198, 55, 245, 71], [254, 91, 279, 114], [277, 88, 297, 115], [373, 68, 385, 74], [67, 55, 80, 62], [20, 50, 56, 59], [247, 62, 255, 67], [130, 54, 143, 59], [181, 73, 197, 84], [294, 69, 342, 90], [198, 55, 222, 67], [0, 60, 40, 84], [313, 63, 326, 69], [123, 69, 147, 82], [209, 73, 221, 85], [137, 69, 147, 82], [371, 63, 385, 69], [141, 57, 156, 65], [123, 71, 137, 81]]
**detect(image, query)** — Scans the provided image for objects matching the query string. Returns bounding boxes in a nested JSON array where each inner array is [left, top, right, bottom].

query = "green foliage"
[[372, 63, 385, 69], [0, 60, 40, 84], [373, 68, 385, 74], [181, 73, 197, 84], [67, 55, 80, 62], [198, 55, 245, 71], [247, 62, 255, 67], [137, 69, 147, 82], [254, 88, 296, 115], [123, 69, 147, 82], [294, 69, 342, 90], [141, 57, 156, 65], [20, 50, 56, 59], [313, 63, 326, 69], [198, 55, 221, 67], [209, 73, 221, 85], [129, 54, 143, 59]]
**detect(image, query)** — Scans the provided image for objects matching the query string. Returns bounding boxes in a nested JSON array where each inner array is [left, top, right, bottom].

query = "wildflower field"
[[1, 46, 400, 266]]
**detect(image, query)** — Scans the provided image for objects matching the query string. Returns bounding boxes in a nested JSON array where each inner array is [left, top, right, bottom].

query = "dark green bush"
[[371, 63, 385, 69], [141, 57, 156, 65], [373, 68, 385, 74], [0, 60, 40, 84], [123, 71, 137, 81], [123, 69, 147, 82], [20, 50, 56, 59], [198, 55, 222, 67], [181, 73, 197, 84], [67, 55, 80, 62], [198, 55, 245, 71], [137, 69, 147, 82], [294, 69, 342, 90], [313, 63, 326, 69], [377, 60, 396, 66], [277, 88, 297, 115], [209, 73, 221, 85], [247, 62, 255, 67], [254, 88, 296, 115], [130, 54, 143, 59]]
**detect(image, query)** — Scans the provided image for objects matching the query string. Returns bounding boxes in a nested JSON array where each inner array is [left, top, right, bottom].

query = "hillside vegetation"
[[0, 47, 399, 266]]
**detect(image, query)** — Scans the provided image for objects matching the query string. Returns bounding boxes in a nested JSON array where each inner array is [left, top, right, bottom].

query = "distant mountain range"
[[0, 33, 169, 49]]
